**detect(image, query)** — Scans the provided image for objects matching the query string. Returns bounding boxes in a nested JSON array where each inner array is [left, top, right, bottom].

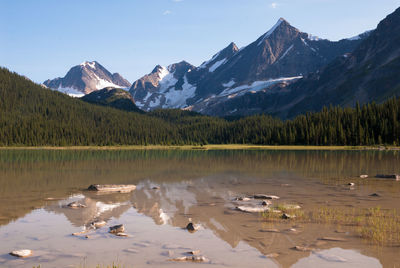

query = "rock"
[[318, 237, 347, 242], [369, 193, 381, 197], [235, 197, 252, 201], [91, 220, 106, 228], [186, 222, 200, 232], [259, 228, 280, 233], [360, 175, 368, 178], [170, 256, 208, 262], [9, 249, 33, 258], [187, 250, 201, 255], [253, 194, 280, 200], [348, 182, 355, 186], [261, 200, 271, 206], [67, 201, 87, 209], [152, 186, 160, 190], [116, 232, 129, 237], [87, 184, 136, 193], [236, 206, 270, 213], [292, 246, 314, 252], [282, 213, 296, 219], [85, 235, 90, 239], [375, 174, 400, 181], [109, 224, 125, 234], [266, 253, 279, 258]]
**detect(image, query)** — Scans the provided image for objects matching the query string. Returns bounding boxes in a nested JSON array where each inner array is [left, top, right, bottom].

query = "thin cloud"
[[172, 0, 184, 2], [271, 2, 278, 9], [163, 10, 172, 15]]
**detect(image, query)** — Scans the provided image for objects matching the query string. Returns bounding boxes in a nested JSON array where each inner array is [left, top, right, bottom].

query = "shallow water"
[[0, 149, 399, 267]]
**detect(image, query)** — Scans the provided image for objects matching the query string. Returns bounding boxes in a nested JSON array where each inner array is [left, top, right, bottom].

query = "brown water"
[[0, 149, 399, 267]]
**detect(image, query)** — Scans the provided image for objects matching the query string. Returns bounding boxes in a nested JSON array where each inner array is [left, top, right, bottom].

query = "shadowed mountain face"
[[129, 18, 364, 112], [210, 8, 400, 119], [44, 61, 131, 95], [81, 87, 143, 113]]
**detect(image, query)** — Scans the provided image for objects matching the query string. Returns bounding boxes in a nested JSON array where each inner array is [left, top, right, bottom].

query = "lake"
[[0, 149, 399, 267]]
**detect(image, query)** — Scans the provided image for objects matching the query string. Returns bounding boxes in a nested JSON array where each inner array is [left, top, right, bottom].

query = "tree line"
[[0, 67, 399, 146]]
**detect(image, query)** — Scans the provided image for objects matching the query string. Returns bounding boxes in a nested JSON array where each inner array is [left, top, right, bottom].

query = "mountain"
[[81, 87, 143, 113], [43, 61, 131, 96], [210, 7, 400, 119], [129, 61, 196, 110], [130, 18, 365, 112]]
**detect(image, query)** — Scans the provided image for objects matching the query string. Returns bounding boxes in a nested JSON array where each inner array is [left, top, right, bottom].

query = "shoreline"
[[0, 145, 398, 151]]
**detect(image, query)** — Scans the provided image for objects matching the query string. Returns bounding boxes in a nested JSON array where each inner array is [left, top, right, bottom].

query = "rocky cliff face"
[[44, 61, 131, 95]]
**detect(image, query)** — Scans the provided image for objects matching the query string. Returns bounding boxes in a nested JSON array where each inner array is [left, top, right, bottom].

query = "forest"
[[0, 67, 399, 146]]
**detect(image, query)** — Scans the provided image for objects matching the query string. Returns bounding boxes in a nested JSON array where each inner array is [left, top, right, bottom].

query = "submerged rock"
[[116, 232, 129, 237], [67, 201, 87, 209], [259, 228, 280, 233], [87, 184, 136, 193], [187, 250, 201, 255], [109, 224, 125, 234], [318, 237, 347, 242], [236, 206, 270, 213], [369, 193, 381, 197], [186, 222, 200, 232], [375, 174, 400, 181], [253, 194, 280, 200], [293, 246, 314, 252], [91, 220, 106, 229], [360, 175, 368, 178], [170, 256, 208, 262], [348, 182, 355, 186], [282, 213, 296, 219], [9, 249, 33, 258], [261, 200, 272, 206]]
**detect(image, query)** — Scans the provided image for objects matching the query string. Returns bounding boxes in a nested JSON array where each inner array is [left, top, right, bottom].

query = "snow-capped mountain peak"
[[43, 61, 131, 95]]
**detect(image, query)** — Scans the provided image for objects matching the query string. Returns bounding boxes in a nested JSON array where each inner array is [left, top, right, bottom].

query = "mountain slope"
[[44, 61, 131, 95], [81, 87, 143, 113], [203, 7, 400, 118], [129, 18, 365, 112]]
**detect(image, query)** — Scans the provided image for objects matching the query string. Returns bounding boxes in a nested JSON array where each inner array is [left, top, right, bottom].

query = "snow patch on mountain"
[[163, 75, 196, 108], [278, 45, 294, 61], [222, 79, 236, 88], [258, 18, 284, 46], [55, 86, 85, 98], [220, 76, 303, 97], [209, 58, 227, 72]]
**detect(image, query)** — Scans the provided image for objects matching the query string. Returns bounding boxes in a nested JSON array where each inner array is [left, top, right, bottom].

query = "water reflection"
[[0, 149, 399, 267]]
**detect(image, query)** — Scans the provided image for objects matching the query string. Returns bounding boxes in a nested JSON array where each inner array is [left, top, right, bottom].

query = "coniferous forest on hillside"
[[0, 67, 399, 146]]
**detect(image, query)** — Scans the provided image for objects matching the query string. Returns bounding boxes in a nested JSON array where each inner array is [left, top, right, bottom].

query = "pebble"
[[109, 224, 125, 234]]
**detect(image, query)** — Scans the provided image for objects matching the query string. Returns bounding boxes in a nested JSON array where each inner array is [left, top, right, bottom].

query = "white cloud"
[[163, 10, 172, 15], [271, 2, 278, 9]]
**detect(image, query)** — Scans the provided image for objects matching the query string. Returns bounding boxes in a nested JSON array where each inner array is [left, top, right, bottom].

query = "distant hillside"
[[81, 87, 143, 113]]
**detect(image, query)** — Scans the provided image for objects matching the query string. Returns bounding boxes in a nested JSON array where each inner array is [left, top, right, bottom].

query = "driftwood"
[[87, 184, 136, 193], [375, 174, 400, 181]]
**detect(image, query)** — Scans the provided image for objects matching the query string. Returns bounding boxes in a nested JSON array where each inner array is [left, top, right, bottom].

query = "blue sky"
[[1, 0, 399, 83]]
